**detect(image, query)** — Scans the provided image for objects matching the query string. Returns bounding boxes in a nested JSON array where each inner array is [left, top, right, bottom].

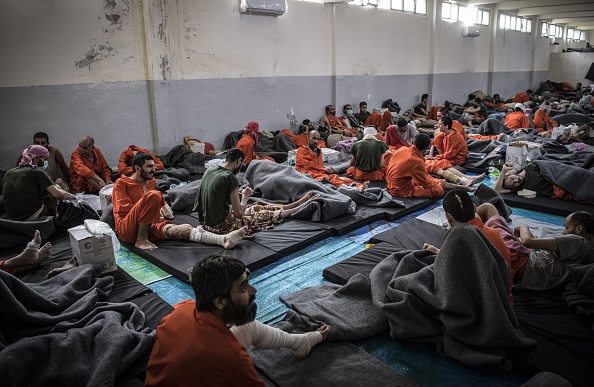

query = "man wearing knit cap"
[[236, 121, 275, 164], [3, 145, 76, 220], [346, 127, 389, 181], [503, 103, 530, 130]]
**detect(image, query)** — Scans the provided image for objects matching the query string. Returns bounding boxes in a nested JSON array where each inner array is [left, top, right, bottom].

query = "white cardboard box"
[[321, 148, 339, 164], [68, 225, 117, 273]]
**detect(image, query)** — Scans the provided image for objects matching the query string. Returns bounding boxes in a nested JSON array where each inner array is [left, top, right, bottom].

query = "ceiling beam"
[[576, 26, 594, 30], [537, 11, 594, 20], [467, 0, 594, 9], [552, 17, 594, 24], [517, 4, 594, 17]]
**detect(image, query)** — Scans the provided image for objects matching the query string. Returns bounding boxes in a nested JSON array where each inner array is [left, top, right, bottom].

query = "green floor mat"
[[116, 246, 171, 285]]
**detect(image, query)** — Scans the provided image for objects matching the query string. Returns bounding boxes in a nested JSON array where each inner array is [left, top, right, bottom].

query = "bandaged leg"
[[230, 320, 323, 359], [439, 169, 460, 183], [190, 226, 225, 246]]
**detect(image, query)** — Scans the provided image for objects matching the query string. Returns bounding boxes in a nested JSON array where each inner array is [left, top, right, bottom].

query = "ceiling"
[[464, 0, 594, 31]]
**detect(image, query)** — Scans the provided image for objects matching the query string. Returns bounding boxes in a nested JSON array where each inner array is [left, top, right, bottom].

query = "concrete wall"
[[0, 0, 559, 170], [548, 52, 594, 87]]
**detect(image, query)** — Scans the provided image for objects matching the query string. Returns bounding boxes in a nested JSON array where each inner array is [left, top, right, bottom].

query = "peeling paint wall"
[[0, 0, 562, 170]]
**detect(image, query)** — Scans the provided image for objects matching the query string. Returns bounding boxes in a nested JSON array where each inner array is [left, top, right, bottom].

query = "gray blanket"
[[244, 160, 403, 221], [279, 224, 535, 370], [0, 264, 155, 387], [164, 179, 202, 211], [532, 159, 594, 203], [0, 216, 56, 249]]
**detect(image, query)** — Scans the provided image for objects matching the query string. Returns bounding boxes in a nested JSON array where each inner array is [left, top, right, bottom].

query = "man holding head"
[[112, 152, 245, 250], [16, 132, 70, 191], [386, 134, 475, 198], [3, 145, 76, 221], [69, 135, 113, 193], [145, 255, 330, 386]]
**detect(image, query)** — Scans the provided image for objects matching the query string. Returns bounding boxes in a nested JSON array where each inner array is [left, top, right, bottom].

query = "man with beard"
[[145, 256, 330, 386], [69, 135, 113, 193], [16, 132, 71, 191], [319, 104, 352, 136], [112, 152, 246, 250]]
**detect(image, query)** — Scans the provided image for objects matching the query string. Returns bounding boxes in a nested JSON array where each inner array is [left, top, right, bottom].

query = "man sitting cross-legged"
[[0, 230, 51, 274], [195, 148, 320, 234], [346, 127, 388, 181], [112, 152, 246, 250], [386, 134, 476, 198], [296, 130, 368, 190], [145, 255, 330, 387]]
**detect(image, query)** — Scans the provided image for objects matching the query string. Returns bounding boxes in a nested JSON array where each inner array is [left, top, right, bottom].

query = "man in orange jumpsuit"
[[533, 105, 553, 132], [423, 190, 513, 305], [236, 121, 275, 164], [386, 134, 474, 198], [425, 116, 484, 186], [112, 152, 245, 250], [280, 120, 326, 148], [69, 135, 113, 193], [512, 89, 532, 104], [503, 103, 530, 130], [118, 145, 165, 176], [118, 145, 164, 176], [319, 104, 352, 136], [296, 130, 366, 189]]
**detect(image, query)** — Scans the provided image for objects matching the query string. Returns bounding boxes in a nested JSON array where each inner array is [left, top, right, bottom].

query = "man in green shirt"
[[346, 127, 389, 181], [3, 145, 76, 221]]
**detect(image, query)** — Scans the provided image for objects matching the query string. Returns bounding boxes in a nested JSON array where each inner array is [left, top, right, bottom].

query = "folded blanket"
[[0, 264, 155, 386]]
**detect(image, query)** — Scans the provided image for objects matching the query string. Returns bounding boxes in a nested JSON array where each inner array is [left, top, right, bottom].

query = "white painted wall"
[[0, 0, 568, 170], [548, 52, 594, 87]]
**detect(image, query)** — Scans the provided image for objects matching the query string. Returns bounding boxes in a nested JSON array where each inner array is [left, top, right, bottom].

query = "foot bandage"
[[190, 227, 225, 247], [25, 239, 40, 252], [226, 229, 245, 245], [231, 320, 323, 359], [440, 170, 460, 183]]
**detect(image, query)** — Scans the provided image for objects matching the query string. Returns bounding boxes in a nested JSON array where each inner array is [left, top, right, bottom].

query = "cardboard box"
[[68, 225, 117, 273], [505, 142, 528, 171], [321, 148, 339, 164]]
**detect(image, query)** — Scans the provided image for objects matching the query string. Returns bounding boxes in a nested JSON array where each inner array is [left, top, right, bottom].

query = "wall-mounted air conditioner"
[[461, 25, 481, 38], [240, 0, 286, 16]]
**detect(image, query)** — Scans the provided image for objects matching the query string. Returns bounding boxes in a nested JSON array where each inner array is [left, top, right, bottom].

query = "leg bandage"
[[190, 227, 225, 247], [226, 229, 245, 245], [25, 239, 40, 252], [231, 320, 323, 359], [440, 170, 460, 183]]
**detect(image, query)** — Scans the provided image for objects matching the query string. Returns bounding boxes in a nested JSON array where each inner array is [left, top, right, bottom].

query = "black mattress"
[[323, 242, 404, 285], [368, 217, 446, 247], [501, 193, 594, 217]]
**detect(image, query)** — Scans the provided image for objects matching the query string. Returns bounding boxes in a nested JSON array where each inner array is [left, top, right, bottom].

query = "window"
[[499, 12, 531, 33], [442, 2, 489, 26], [541, 21, 563, 38], [567, 28, 588, 42], [349, 0, 426, 14]]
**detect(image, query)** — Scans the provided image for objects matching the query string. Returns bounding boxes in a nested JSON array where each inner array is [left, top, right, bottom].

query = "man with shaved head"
[[69, 135, 113, 193]]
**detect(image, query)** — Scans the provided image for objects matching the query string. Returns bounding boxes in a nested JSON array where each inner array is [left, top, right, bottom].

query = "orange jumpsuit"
[[433, 121, 466, 149], [112, 176, 171, 244], [468, 217, 513, 305], [425, 131, 467, 174], [386, 146, 444, 198], [295, 145, 356, 187], [324, 115, 350, 133], [379, 111, 394, 133], [236, 135, 274, 164], [118, 145, 164, 176], [279, 129, 326, 148], [69, 147, 112, 193], [512, 92, 529, 103], [532, 109, 550, 132], [364, 112, 382, 128], [503, 111, 529, 130]]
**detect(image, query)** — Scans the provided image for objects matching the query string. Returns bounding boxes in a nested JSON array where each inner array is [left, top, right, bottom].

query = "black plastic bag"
[[56, 200, 100, 231]]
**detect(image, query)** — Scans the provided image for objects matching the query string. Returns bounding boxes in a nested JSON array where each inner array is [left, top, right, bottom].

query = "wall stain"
[[104, 0, 116, 10], [75, 45, 114, 69], [160, 55, 171, 80], [105, 14, 121, 24]]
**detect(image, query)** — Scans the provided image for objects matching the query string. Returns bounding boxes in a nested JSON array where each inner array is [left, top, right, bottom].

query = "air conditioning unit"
[[240, 0, 286, 16], [461, 25, 481, 38]]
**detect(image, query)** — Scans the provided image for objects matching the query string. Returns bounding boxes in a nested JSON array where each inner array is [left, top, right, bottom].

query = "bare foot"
[[423, 243, 440, 254], [135, 239, 158, 250], [224, 226, 248, 249], [458, 177, 472, 187], [470, 173, 486, 185], [317, 324, 331, 341], [356, 181, 370, 192]]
